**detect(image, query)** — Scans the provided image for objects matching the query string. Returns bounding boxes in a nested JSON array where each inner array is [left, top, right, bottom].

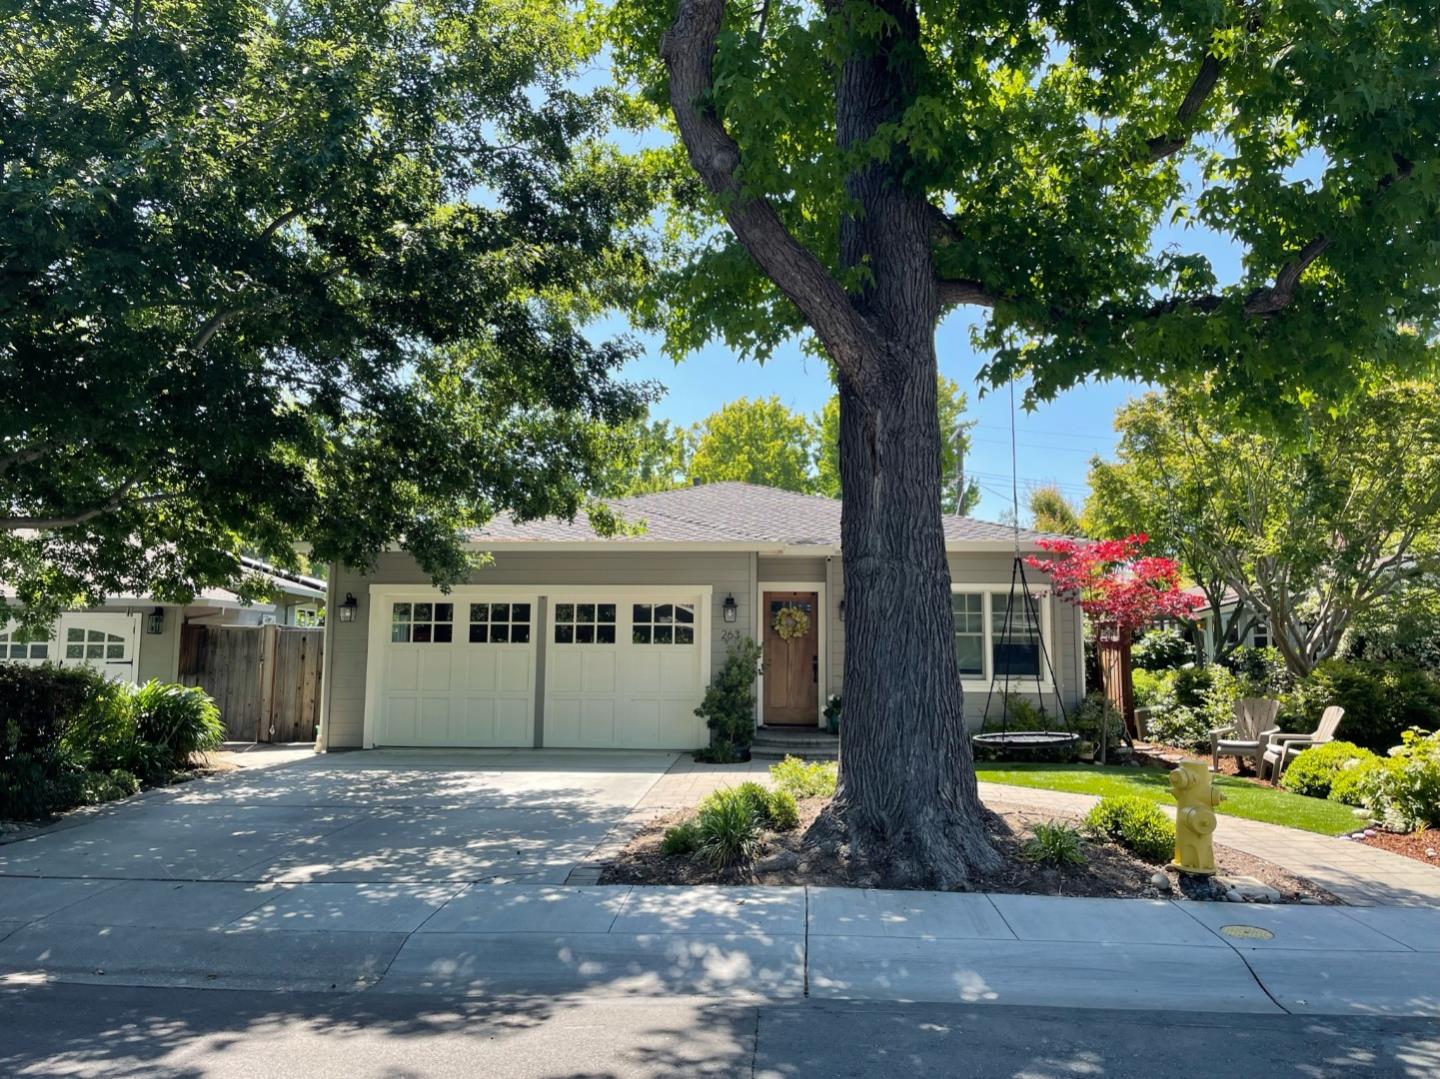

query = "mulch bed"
[[600, 795, 1336, 904], [1359, 829, 1440, 869]]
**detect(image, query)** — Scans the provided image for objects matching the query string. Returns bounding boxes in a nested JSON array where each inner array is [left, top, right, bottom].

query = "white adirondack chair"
[[1261, 706, 1346, 781], [1210, 697, 1281, 773]]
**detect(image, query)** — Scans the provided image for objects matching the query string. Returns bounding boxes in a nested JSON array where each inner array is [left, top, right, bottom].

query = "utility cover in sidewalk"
[[1220, 925, 1275, 940]]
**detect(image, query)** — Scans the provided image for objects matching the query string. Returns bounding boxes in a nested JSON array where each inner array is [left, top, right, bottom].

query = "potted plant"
[[823, 694, 842, 734]]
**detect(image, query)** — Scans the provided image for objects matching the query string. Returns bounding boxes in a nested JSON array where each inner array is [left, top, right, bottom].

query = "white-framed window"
[[1251, 623, 1270, 649], [554, 601, 617, 644], [1, 624, 52, 662], [949, 587, 1052, 685], [469, 602, 532, 644], [950, 593, 985, 677], [64, 626, 130, 662], [391, 601, 454, 643], [633, 601, 695, 645]]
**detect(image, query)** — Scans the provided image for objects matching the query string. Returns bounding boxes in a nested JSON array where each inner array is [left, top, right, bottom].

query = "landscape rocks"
[[1217, 875, 1282, 903], [1150, 871, 1172, 892]]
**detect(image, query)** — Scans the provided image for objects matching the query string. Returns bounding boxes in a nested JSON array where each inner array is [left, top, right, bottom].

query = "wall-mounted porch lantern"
[[838, 599, 845, 623], [146, 606, 166, 635], [722, 593, 737, 623], [338, 593, 359, 623]]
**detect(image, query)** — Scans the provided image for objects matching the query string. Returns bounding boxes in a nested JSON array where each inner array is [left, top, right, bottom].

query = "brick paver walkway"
[[576, 755, 1440, 907]]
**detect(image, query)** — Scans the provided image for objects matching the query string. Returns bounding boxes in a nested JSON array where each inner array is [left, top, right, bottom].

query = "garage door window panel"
[[554, 601, 616, 645], [469, 602, 531, 644], [633, 602, 695, 645], [391, 602, 453, 643]]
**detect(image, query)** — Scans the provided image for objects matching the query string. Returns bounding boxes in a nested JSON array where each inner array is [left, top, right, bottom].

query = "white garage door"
[[545, 592, 709, 749], [370, 593, 537, 747]]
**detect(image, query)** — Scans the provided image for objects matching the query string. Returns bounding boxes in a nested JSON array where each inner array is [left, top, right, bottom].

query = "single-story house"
[[0, 557, 326, 684], [316, 482, 1084, 752]]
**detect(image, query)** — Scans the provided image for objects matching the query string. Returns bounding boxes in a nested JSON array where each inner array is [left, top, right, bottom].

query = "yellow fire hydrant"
[[1169, 761, 1224, 875]]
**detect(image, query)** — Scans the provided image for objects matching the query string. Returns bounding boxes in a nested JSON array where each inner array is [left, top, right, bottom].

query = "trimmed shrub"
[[1072, 694, 1125, 746], [693, 638, 763, 761], [1329, 756, 1388, 808], [1170, 666, 1215, 710], [661, 820, 702, 857], [769, 756, 838, 799], [695, 787, 761, 868], [1279, 741, 1380, 799], [1085, 795, 1176, 863], [763, 789, 800, 831], [1022, 821, 1088, 868], [1, 663, 106, 817]]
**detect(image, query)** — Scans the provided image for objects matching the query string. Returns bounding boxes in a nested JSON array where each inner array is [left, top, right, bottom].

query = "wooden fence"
[[1095, 630, 1136, 737], [179, 624, 323, 742]]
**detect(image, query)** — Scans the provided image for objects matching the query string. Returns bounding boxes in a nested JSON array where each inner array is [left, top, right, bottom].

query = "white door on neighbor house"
[[544, 592, 709, 749], [56, 612, 142, 682], [369, 592, 539, 747]]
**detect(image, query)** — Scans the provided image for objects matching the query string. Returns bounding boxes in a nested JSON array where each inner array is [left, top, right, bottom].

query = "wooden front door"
[[762, 591, 819, 726]]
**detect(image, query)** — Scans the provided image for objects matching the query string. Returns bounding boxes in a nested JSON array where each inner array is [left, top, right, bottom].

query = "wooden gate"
[[179, 624, 323, 742]]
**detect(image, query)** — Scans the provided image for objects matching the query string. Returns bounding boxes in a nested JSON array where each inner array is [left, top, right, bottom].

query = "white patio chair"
[[1261, 706, 1346, 781], [1210, 697, 1281, 773]]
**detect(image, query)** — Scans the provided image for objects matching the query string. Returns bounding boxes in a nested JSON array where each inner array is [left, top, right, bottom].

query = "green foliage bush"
[[1170, 666, 1215, 710], [1072, 694, 1125, 746], [763, 788, 800, 831], [1022, 821, 1088, 868], [1144, 706, 1211, 751], [1288, 660, 1440, 752], [1084, 795, 1176, 864], [769, 756, 838, 799], [661, 820, 702, 857], [1279, 741, 1380, 799], [1131, 668, 1175, 709], [1359, 729, 1440, 832], [693, 638, 762, 761], [1329, 756, 1388, 808], [695, 787, 761, 868], [1, 664, 218, 818], [1132, 628, 1194, 671]]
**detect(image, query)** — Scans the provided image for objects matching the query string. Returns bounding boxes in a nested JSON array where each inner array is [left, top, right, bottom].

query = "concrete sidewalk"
[[3, 882, 1439, 1017]]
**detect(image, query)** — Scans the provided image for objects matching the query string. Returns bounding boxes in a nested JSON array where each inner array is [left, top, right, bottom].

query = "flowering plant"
[[1025, 534, 1204, 634]]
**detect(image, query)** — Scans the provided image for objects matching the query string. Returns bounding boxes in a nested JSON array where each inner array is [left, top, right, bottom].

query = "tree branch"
[[935, 278, 1002, 309], [662, 0, 882, 384], [1143, 52, 1225, 164], [188, 305, 250, 355], [0, 443, 58, 477], [0, 482, 175, 531]]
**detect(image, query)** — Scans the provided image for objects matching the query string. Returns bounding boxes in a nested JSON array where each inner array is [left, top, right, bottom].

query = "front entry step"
[[750, 728, 839, 761]]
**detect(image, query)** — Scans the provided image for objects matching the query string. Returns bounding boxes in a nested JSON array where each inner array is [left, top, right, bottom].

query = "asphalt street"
[[3, 981, 1439, 1079]]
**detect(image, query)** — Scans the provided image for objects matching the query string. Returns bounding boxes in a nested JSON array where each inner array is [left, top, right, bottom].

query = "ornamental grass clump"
[[695, 787, 761, 868], [1022, 821, 1088, 868]]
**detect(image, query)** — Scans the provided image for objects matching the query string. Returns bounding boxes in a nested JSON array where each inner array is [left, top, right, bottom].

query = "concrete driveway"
[[0, 748, 674, 885]]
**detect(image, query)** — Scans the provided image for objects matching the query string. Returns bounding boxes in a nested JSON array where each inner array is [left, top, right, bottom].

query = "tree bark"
[[665, 0, 997, 884], [819, 0, 996, 884]]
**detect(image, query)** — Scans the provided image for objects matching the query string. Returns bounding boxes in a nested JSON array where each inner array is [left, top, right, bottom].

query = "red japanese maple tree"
[[1026, 534, 1203, 733]]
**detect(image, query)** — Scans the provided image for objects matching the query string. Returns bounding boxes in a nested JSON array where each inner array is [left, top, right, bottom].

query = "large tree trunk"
[[824, 0, 997, 886], [661, 0, 997, 884]]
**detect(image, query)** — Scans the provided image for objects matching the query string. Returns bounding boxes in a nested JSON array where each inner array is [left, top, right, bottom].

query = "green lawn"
[[974, 762, 1358, 836]]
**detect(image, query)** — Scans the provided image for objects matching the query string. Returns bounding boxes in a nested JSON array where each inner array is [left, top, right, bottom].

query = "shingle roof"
[[468, 482, 1063, 549]]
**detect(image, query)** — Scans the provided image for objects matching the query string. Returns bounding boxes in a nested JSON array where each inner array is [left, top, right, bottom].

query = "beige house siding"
[[136, 615, 180, 683], [324, 549, 753, 749], [320, 545, 1085, 750]]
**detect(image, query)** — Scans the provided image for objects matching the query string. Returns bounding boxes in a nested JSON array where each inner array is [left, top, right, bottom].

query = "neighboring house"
[[1163, 586, 1268, 661], [318, 482, 1085, 752], [0, 558, 326, 685]]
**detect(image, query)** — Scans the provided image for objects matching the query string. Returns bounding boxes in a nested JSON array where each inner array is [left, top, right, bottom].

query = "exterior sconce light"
[[146, 606, 166, 635], [338, 593, 359, 623], [838, 599, 845, 622], [722, 593, 737, 623]]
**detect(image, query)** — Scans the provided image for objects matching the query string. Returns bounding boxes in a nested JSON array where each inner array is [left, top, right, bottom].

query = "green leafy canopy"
[[1, 0, 669, 623], [613, 0, 1440, 408]]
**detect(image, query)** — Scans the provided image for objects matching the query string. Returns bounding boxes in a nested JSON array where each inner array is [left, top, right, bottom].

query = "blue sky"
[[616, 318, 1142, 523]]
